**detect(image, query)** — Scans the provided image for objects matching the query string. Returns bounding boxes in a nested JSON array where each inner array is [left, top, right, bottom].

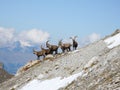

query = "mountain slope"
[[60, 45, 120, 90], [0, 30, 120, 90], [0, 64, 13, 84]]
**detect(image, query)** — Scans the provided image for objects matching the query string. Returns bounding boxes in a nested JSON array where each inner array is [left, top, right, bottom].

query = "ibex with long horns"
[[40, 45, 51, 55], [46, 40, 59, 54], [33, 49, 45, 60], [70, 36, 78, 50], [58, 39, 72, 53]]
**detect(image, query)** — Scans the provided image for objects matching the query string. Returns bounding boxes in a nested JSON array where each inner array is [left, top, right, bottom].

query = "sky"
[[0, 0, 120, 38], [0, 0, 120, 74]]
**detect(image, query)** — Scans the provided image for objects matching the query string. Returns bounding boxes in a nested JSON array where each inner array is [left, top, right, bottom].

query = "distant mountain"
[[0, 50, 36, 74], [0, 62, 13, 83], [0, 62, 3, 69], [0, 41, 38, 74]]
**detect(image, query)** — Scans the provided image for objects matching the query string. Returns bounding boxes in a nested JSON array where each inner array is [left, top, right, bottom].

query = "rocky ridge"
[[0, 62, 13, 84]]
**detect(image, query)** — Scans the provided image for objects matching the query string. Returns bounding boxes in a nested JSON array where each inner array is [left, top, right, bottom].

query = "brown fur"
[[46, 40, 59, 54], [40, 45, 51, 55], [33, 49, 45, 60], [70, 36, 78, 50], [58, 39, 72, 53]]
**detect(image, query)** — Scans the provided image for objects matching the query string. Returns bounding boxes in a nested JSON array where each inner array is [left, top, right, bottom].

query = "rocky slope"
[[60, 45, 120, 90], [0, 30, 120, 90], [0, 62, 3, 69], [0, 62, 13, 83]]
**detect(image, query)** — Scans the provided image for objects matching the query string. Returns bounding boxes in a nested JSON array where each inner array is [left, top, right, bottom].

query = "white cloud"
[[18, 29, 49, 47], [0, 27, 15, 47], [80, 33, 101, 46], [19, 40, 32, 47], [0, 27, 50, 47], [88, 33, 101, 43]]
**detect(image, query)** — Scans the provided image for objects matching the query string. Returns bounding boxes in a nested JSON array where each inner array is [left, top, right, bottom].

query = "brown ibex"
[[46, 40, 58, 54], [33, 49, 45, 60], [70, 36, 78, 50], [58, 39, 72, 53], [40, 45, 51, 55]]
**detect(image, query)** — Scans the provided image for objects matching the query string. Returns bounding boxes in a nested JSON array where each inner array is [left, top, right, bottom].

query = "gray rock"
[[0, 68, 13, 84], [45, 54, 54, 60], [0, 62, 3, 69]]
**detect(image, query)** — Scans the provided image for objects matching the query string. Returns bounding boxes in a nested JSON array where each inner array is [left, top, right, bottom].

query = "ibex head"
[[74, 36, 78, 39], [46, 40, 52, 48], [58, 39, 63, 46], [40, 45, 44, 50], [46, 40, 49, 43], [33, 48, 37, 54], [70, 36, 78, 40]]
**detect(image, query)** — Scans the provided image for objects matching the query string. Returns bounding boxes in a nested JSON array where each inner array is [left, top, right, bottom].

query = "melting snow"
[[20, 71, 84, 90], [104, 33, 120, 48], [19, 52, 101, 90]]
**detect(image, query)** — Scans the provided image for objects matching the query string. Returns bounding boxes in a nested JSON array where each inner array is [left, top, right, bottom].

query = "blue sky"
[[0, 0, 120, 38], [0, 0, 120, 74]]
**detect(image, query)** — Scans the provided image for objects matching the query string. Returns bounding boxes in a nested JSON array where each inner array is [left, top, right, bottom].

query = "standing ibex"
[[46, 40, 59, 54], [40, 45, 51, 55], [70, 36, 78, 50], [58, 39, 72, 53], [33, 49, 45, 60]]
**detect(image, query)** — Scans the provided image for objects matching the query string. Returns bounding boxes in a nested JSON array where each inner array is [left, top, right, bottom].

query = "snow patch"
[[104, 33, 120, 49], [37, 74, 44, 80], [19, 56, 101, 90], [20, 71, 84, 90]]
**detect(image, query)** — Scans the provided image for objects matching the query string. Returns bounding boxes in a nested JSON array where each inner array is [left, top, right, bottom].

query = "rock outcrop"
[[0, 62, 13, 83], [0, 62, 3, 69]]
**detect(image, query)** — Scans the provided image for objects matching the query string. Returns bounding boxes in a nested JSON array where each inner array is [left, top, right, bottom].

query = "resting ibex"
[[33, 49, 45, 60], [40, 45, 51, 55], [70, 36, 78, 50], [58, 39, 72, 53], [46, 40, 58, 54]]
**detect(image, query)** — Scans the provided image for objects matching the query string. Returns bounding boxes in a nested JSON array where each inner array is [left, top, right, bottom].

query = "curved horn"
[[46, 40, 49, 45], [40, 45, 42, 49], [70, 37, 73, 39], [46, 40, 51, 48], [74, 36, 78, 39], [33, 48, 35, 52], [46, 40, 49, 43], [60, 39, 63, 42], [58, 39, 62, 46]]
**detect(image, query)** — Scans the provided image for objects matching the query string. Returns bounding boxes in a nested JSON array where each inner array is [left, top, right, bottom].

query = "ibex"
[[70, 36, 78, 50], [40, 45, 51, 55], [58, 39, 72, 53], [46, 40, 59, 54], [33, 49, 45, 60]]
